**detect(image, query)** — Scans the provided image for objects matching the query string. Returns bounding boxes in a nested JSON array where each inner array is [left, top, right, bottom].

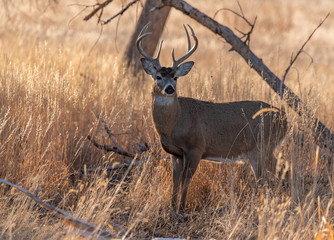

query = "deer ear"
[[175, 61, 194, 77], [140, 58, 157, 76]]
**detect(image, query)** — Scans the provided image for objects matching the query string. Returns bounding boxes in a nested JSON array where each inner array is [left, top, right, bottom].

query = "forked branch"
[[214, 1, 257, 47], [87, 135, 135, 158], [280, 13, 329, 100], [102, 0, 140, 25], [83, 0, 114, 22], [83, 0, 139, 24], [87, 115, 148, 158], [281, 13, 330, 83]]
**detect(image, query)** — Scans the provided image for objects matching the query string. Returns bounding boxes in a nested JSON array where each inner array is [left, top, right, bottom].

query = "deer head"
[[136, 24, 198, 97]]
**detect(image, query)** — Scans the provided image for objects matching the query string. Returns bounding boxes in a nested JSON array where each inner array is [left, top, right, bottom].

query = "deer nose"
[[165, 85, 175, 95]]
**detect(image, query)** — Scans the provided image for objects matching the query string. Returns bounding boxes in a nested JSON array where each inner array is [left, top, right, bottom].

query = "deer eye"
[[156, 76, 162, 80], [174, 77, 178, 81]]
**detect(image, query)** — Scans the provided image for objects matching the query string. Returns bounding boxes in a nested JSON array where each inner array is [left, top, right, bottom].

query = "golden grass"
[[0, 0, 333, 239]]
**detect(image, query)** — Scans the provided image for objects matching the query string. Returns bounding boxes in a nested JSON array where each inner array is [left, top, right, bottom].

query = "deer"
[[136, 24, 288, 213]]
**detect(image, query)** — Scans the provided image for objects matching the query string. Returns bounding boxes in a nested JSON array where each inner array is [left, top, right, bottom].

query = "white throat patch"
[[154, 96, 174, 106]]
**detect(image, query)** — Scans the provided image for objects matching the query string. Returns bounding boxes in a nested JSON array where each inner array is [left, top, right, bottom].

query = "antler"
[[171, 24, 198, 69], [136, 23, 163, 69]]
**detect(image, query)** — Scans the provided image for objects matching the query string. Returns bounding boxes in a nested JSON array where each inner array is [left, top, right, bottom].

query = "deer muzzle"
[[164, 85, 175, 95]]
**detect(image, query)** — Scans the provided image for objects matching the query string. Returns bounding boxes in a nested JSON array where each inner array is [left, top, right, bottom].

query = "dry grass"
[[0, 0, 333, 239]]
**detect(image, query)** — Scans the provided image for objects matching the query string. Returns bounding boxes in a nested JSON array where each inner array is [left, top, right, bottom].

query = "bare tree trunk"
[[123, 0, 171, 75], [161, 0, 333, 151]]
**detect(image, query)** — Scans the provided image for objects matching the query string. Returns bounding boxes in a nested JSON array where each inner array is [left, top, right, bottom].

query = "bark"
[[161, 0, 333, 151], [123, 0, 171, 75]]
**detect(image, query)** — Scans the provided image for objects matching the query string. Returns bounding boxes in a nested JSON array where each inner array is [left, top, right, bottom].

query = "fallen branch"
[[0, 178, 126, 239], [100, 115, 129, 155], [161, 0, 333, 151], [80, 161, 142, 176], [87, 135, 135, 158], [88, 115, 149, 158]]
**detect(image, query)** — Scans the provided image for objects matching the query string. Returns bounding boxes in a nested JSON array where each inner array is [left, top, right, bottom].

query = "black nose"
[[165, 85, 175, 94]]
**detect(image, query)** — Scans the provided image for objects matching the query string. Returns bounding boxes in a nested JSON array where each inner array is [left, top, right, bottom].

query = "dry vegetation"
[[0, 0, 334, 239]]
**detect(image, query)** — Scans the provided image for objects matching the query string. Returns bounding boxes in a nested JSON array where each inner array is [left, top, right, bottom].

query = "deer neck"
[[152, 93, 180, 137]]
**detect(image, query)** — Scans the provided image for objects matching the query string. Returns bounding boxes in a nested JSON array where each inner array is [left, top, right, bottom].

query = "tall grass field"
[[0, 0, 333, 239]]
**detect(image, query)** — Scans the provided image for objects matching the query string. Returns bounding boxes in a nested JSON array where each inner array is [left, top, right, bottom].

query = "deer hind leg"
[[267, 151, 278, 175], [248, 148, 278, 186], [171, 155, 184, 211], [179, 149, 201, 213], [248, 151, 262, 181]]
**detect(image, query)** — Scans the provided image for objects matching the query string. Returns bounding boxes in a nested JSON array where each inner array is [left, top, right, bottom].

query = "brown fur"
[[152, 92, 287, 213], [138, 25, 287, 213]]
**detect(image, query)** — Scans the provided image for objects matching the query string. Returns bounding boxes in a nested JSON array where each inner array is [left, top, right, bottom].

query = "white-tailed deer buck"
[[137, 24, 288, 213]]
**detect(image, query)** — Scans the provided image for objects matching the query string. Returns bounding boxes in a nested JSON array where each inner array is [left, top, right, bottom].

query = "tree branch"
[[102, 0, 140, 25], [214, 1, 257, 47], [87, 115, 148, 158], [281, 13, 329, 83], [100, 115, 126, 153], [87, 135, 135, 158], [83, 0, 114, 21]]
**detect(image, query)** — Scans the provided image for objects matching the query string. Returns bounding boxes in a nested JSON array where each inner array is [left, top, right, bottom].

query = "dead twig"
[[234, 16, 256, 47], [279, 13, 329, 103], [0, 178, 126, 239], [102, 0, 140, 25], [100, 115, 126, 153], [88, 115, 149, 158], [83, 0, 114, 22], [80, 161, 142, 175], [87, 135, 135, 158], [167, 206, 185, 223], [281, 13, 330, 93], [135, 142, 149, 153], [69, 3, 105, 54], [214, 1, 257, 47]]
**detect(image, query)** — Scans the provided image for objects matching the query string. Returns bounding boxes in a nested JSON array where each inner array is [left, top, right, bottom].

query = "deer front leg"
[[171, 155, 184, 211], [179, 149, 201, 213]]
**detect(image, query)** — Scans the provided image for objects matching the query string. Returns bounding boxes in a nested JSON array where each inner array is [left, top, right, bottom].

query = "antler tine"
[[138, 22, 150, 39], [184, 24, 191, 52], [172, 24, 198, 69], [137, 29, 154, 61], [136, 23, 162, 68]]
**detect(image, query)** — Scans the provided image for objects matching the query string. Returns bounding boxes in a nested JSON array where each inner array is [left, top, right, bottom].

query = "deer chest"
[[160, 134, 183, 158]]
